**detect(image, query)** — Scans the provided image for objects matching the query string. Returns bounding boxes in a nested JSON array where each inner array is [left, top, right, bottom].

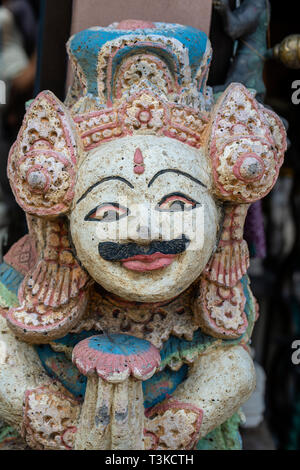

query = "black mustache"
[[98, 235, 190, 261]]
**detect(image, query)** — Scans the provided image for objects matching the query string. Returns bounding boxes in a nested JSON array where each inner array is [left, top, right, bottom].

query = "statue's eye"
[[84, 203, 130, 222], [156, 193, 199, 212]]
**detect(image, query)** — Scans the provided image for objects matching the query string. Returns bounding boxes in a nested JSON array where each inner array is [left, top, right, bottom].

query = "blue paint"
[[36, 344, 87, 399], [68, 23, 208, 99], [0, 262, 24, 295], [241, 274, 252, 319], [32, 274, 256, 405], [53, 330, 99, 347], [87, 334, 151, 356], [143, 364, 188, 409]]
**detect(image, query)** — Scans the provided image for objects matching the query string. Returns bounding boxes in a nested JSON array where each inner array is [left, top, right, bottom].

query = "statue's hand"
[[22, 384, 80, 450], [74, 378, 145, 450], [144, 401, 203, 450]]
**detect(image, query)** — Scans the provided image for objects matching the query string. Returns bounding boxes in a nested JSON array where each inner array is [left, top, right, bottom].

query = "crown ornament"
[[73, 90, 209, 152]]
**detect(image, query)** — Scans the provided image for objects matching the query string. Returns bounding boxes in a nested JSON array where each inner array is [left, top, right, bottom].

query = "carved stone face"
[[70, 135, 221, 302]]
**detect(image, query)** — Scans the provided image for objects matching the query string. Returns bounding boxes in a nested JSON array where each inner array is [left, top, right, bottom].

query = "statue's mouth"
[[120, 252, 177, 271], [98, 235, 190, 271]]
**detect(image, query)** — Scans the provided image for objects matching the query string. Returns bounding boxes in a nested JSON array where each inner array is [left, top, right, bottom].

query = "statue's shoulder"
[[0, 234, 37, 309]]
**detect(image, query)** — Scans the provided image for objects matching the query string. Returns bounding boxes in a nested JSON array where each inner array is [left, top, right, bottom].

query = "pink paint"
[[134, 165, 145, 174], [233, 152, 265, 182], [0, 307, 7, 319], [43, 91, 77, 165], [200, 278, 248, 338], [262, 106, 287, 164], [115, 53, 176, 99], [61, 426, 77, 450], [10, 148, 76, 216], [145, 400, 203, 450], [117, 19, 156, 30], [121, 253, 177, 272], [8, 91, 78, 217], [26, 165, 50, 193], [134, 148, 144, 164], [6, 290, 87, 336], [105, 41, 178, 103], [134, 148, 145, 174], [23, 387, 78, 449], [143, 430, 159, 450], [80, 122, 117, 138], [209, 83, 283, 202], [4, 234, 37, 276], [75, 89, 208, 151], [72, 334, 161, 382], [30, 139, 52, 150], [74, 108, 114, 123], [137, 109, 152, 124]]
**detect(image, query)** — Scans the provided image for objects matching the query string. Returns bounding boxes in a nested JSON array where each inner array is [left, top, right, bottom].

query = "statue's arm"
[[214, 0, 264, 40], [144, 345, 256, 449], [0, 313, 52, 428], [0, 313, 81, 449]]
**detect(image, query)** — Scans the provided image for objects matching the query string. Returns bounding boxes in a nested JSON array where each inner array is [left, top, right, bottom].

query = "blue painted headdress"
[[66, 20, 212, 113]]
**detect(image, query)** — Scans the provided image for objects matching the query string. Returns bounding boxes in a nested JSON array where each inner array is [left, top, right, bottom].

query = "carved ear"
[[7, 91, 80, 217], [209, 83, 287, 203]]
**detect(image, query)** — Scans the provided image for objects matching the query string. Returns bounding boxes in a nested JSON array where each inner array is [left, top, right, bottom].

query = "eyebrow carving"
[[147, 169, 207, 188], [76, 176, 134, 204]]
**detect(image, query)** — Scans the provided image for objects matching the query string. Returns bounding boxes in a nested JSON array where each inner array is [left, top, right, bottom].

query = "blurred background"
[[0, 0, 299, 450]]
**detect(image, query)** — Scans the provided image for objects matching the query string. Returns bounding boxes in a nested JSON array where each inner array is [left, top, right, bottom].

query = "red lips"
[[120, 252, 177, 272]]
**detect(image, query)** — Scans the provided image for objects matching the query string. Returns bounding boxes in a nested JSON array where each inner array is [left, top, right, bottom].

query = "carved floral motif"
[[144, 401, 203, 450], [22, 384, 80, 450]]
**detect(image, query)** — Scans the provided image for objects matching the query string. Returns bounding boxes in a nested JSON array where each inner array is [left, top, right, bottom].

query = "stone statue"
[[0, 20, 286, 450]]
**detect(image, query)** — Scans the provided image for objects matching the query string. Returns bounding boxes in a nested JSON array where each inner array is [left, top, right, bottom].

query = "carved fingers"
[[74, 377, 145, 450], [6, 219, 90, 343]]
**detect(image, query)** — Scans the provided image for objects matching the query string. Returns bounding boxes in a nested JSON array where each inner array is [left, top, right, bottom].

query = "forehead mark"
[[134, 148, 145, 174]]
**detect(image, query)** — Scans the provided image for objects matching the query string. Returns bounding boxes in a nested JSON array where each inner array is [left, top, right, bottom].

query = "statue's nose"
[[137, 225, 151, 240], [127, 205, 162, 244], [128, 223, 161, 244]]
